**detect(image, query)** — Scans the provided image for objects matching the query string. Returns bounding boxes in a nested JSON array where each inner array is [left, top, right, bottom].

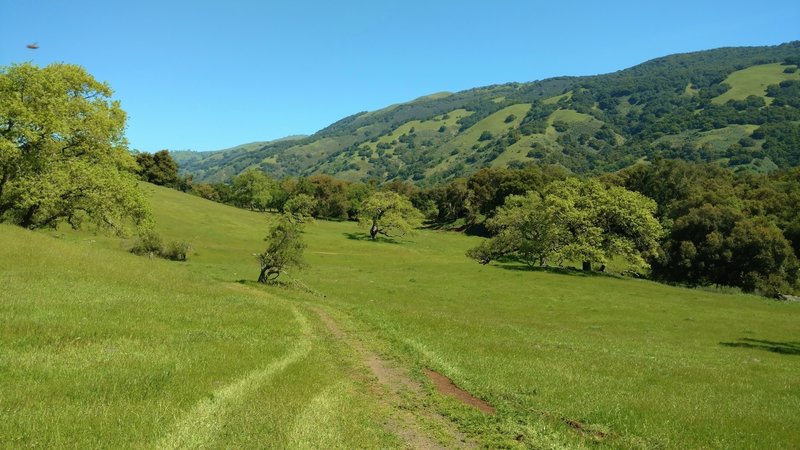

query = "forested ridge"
[[175, 41, 800, 184]]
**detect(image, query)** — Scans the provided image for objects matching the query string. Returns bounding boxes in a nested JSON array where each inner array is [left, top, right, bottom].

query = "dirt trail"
[[310, 306, 477, 449]]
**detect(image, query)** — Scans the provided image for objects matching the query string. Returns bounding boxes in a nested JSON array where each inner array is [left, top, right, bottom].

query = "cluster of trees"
[[466, 179, 662, 272], [616, 159, 799, 295], [224, 159, 799, 296], [0, 63, 150, 234], [134, 150, 192, 191], [255, 186, 422, 282]]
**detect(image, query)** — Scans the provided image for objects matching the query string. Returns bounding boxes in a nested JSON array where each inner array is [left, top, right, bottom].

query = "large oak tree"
[[468, 178, 663, 271], [0, 63, 149, 233]]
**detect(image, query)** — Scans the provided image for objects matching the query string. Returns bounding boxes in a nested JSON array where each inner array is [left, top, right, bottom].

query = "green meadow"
[[712, 63, 800, 105], [2, 184, 799, 448]]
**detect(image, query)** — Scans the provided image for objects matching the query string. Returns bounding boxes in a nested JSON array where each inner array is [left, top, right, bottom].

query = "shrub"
[[130, 230, 163, 257], [130, 230, 191, 261], [163, 241, 191, 261]]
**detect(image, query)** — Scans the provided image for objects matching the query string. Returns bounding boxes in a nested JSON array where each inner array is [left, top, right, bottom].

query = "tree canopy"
[[469, 178, 662, 271], [359, 191, 423, 240], [257, 214, 305, 283], [0, 63, 149, 233], [136, 150, 179, 187]]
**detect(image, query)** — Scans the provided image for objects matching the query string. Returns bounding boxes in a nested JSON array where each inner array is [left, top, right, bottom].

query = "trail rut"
[[310, 306, 477, 449]]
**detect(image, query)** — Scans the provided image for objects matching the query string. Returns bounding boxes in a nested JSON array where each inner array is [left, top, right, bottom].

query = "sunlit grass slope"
[[0, 208, 395, 447], [290, 214, 800, 448], [3, 184, 799, 448], [712, 63, 800, 105]]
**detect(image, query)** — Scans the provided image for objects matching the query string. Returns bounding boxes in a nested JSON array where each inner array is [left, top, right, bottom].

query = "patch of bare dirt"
[[423, 368, 495, 414]]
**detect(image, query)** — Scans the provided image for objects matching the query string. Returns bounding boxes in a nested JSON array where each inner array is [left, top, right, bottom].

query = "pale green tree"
[[359, 191, 423, 240], [257, 214, 305, 283], [468, 178, 662, 271], [231, 168, 275, 211], [0, 63, 149, 233], [283, 193, 316, 223]]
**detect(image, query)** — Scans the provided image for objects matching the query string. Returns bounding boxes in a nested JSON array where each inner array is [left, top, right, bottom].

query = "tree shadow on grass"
[[493, 262, 619, 279], [343, 232, 405, 245], [424, 221, 489, 237], [719, 338, 800, 356]]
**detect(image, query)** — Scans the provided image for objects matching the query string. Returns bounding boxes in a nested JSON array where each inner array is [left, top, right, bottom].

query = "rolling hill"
[[3, 183, 800, 448], [174, 41, 800, 185]]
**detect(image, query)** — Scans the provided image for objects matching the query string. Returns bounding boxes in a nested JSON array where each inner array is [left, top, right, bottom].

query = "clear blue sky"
[[1, 0, 798, 152]]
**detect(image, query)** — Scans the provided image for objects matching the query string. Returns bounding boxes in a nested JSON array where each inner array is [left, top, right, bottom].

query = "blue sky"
[[1, 0, 798, 152]]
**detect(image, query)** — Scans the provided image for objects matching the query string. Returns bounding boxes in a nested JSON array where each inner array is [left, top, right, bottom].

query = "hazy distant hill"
[[174, 42, 800, 184]]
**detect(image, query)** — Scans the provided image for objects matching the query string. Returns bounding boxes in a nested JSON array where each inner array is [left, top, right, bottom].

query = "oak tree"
[[0, 63, 149, 233], [359, 191, 423, 240]]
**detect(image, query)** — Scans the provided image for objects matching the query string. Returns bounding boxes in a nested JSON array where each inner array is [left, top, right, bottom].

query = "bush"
[[130, 230, 163, 257], [130, 230, 191, 261], [478, 131, 494, 141], [163, 241, 191, 261]]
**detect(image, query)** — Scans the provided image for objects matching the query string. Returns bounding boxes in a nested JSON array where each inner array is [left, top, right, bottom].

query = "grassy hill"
[[712, 63, 800, 105], [174, 41, 800, 184], [2, 184, 799, 448]]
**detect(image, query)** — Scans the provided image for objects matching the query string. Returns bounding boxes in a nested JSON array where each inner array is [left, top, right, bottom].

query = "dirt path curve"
[[309, 306, 477, 449]]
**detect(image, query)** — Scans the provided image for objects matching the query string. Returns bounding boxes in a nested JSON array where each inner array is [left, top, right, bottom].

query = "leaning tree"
[[257, 215, 305, 283], [358, 191, 423, 240]]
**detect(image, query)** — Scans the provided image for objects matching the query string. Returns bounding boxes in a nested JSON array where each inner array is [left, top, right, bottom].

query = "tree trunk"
[[258, 267, 268, 283], [20, 204, 39, 228], [582, 261, 591, 271], [258, 266, 279, 283], [370, 222, 379, 240]]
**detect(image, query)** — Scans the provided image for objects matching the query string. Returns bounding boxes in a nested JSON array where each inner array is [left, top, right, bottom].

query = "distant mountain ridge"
[[174, 41, 800, 184]]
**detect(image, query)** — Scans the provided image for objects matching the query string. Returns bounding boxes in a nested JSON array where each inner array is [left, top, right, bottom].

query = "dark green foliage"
[[175, 42, 800, 184], [758, 122, 800, 166], [478, 131, 494, 141], [465, 166, 568, 218], [617, 160, 800, 294], [136, 150, 179, 187], [766, 80, 800, 107], [655, 206, 797, 294]]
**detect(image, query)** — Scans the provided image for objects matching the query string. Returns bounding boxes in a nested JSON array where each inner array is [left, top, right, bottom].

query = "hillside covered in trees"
[[175, 42, 800, 184]]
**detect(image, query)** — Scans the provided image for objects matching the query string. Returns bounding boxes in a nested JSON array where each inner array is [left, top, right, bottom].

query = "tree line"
[[183, 159, 799, 296], [2, 62, 797, 296]]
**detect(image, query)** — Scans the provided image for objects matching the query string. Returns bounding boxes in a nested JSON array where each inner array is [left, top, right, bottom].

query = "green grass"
[[441, 104, 532, 152], [432, 103, 532, 174], [543, 91, 573, 105], [0, 195, 397, 447], [3, 184, 800, 448], [288, 220, 800, 448], [712, 63, 800, 105]]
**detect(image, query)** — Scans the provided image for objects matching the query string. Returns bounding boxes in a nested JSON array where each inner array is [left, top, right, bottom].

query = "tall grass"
[[3, 183, 799, 448]]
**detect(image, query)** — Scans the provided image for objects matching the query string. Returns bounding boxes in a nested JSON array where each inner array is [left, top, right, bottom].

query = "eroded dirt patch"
[[424, 368, 496, 414]]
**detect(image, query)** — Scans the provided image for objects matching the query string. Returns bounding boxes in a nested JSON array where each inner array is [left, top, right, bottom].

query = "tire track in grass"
[[309, 306, 477, 449], [287, 381, 349, 449], [157, 304, 311, 450]]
